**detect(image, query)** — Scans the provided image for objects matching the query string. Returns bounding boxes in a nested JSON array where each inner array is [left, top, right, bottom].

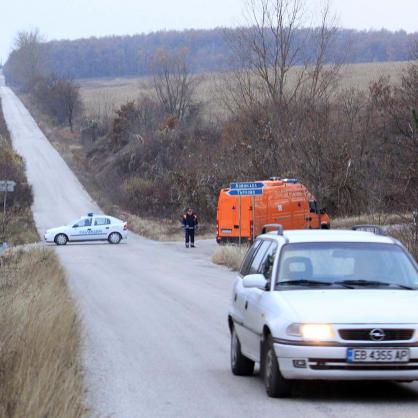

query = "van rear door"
[[217, 192, 252, 242]]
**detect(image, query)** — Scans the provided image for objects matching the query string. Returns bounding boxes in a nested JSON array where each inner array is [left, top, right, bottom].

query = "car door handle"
[[245, 301, 248, 310], [106, 227, 109, 229], [234, 293, 237, 302], [87, 228, 91, 231]]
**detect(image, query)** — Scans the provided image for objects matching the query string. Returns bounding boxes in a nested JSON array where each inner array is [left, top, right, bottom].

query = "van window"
[[248, 241, 272, 275], [240, 240, 262, 276], [309, 201, 318, 213]]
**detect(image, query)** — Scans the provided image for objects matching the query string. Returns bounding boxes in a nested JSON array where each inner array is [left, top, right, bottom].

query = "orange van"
[[216, 178, 330, 244]]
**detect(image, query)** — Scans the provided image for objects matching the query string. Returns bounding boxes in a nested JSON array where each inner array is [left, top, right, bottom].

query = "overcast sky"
[[1, 0, 417, 63]]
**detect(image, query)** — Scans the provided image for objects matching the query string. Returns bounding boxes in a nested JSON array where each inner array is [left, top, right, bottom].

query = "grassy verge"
[[0, 208, 39, 246], [331, 213, 411, 229], [0, 97, 39, 245], [0, 248, 88, 418], [212, 244, 249, 271]]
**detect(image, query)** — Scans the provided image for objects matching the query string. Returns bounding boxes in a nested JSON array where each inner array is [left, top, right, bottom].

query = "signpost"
[[228, 182, 264, 246], [1, 180, 16, 242]]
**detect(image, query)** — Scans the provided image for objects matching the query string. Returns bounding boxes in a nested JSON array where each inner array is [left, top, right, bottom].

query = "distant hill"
[[6, 28, 418, 80]]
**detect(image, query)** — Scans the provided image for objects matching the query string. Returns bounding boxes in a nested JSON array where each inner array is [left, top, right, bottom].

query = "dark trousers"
[[185, 228, 195, 244]]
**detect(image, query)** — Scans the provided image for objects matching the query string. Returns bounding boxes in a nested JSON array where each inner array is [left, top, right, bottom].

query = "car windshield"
[[275, 242, 418, 290]]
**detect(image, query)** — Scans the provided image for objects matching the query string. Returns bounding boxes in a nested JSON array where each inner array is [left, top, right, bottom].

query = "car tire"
[[230, 327, 255, 376], [108, 232, 122, 244], [54, 233, 68, 246], [263, 335, 292, 398]]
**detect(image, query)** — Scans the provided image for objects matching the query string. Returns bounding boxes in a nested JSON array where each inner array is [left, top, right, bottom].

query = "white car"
[[228, 225, 418, 397], [44, 213, 128, 245]]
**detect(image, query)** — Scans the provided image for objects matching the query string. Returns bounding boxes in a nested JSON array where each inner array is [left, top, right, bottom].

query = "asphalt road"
[[1, 75, 417, 418]]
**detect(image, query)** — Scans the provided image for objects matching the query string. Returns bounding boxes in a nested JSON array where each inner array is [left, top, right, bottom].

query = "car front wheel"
[[230, 327, 255, 376], [54, 233, 68, 246], [108, 232, 122, 244], [263, 335, 292, 398]]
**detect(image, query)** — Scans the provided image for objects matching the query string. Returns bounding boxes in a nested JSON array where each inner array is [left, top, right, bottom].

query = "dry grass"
[[332, 212, 412, 229], [78, 61, 409, 120], [1, 208, 39, 246], [0, 248, 88, 418], [212, 244, 249, 271], [387, 225, 418, 261]]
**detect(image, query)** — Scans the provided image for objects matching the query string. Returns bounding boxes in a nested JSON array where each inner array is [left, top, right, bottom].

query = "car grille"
[[309, 358, 418, 371], [339, 329, 415, 341]]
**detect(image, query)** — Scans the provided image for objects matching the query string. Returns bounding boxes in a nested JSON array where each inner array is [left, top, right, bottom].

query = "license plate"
[[221, 229, 232, 233], [347, 348, 410, 363]]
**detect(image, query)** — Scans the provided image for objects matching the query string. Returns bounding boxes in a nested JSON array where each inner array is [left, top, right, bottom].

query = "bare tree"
[[5, 29, 46, 91], [151, 48, 198, 121], [34, 76, 82, 131], [221, 0, 342, 113]]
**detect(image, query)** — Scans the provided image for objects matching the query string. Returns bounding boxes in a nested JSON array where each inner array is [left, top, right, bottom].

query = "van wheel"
[[263, 335, 292, 397], [321, 223, 330, 229], [231, 328, 255, 376]]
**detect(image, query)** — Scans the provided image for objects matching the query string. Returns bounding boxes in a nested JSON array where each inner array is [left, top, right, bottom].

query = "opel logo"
[[370, 328, 385, 341]]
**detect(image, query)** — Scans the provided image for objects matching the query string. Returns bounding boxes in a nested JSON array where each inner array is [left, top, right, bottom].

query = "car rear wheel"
[[54, 233, 68, 246], [230, 327, 255, 376], [108, 232, 122, 244], [263, 335, 292, 398]]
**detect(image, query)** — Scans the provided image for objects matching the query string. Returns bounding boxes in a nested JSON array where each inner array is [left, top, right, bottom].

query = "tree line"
[[4, 27, 417, 81]]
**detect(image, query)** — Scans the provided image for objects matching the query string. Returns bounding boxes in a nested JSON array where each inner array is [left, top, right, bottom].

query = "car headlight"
[[287, 323, 335, 341]]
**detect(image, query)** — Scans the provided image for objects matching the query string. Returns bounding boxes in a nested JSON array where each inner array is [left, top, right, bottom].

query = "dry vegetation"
[[331, 212, 413, 229], [0, 248, 87, 418], [2, 208, 39, 246], [78, 61, 408, 121], [0, 98, 39, 246], [212, 244, 249, 271]]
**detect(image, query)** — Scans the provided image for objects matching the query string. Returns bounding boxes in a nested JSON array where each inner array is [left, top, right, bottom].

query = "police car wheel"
[[54, 233, 68, 246], [108, 232, 122, 244]]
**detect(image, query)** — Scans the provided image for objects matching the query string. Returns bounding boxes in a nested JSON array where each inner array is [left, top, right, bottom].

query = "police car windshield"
[[276, 242, 418, 290]]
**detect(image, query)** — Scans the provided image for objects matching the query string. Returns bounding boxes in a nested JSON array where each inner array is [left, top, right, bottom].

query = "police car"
[[228, 225, 418, 397], [44, 213, 128, 245]]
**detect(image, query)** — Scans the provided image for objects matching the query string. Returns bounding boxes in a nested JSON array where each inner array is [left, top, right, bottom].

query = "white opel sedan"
[[228, 225, 418, 397], [44, 213, 128, 245]]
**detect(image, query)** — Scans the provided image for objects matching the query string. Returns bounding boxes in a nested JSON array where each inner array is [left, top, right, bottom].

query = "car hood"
[[276, 289, 418, 324]]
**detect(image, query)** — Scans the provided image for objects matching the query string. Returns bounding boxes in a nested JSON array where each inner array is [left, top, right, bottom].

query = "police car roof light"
[[87, 212, 94, 217]]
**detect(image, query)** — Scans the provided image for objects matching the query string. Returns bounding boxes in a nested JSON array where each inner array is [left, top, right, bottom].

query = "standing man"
[[182, 208, 198, 248]]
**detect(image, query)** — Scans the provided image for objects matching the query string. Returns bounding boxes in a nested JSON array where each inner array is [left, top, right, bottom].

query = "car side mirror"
[[242, 274, 268, 290]]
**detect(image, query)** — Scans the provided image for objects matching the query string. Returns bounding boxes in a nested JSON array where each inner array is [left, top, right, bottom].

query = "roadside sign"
[[230, 182, 264, 190], [228, 189, 263, 196], [0, 180, 16, 192]]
